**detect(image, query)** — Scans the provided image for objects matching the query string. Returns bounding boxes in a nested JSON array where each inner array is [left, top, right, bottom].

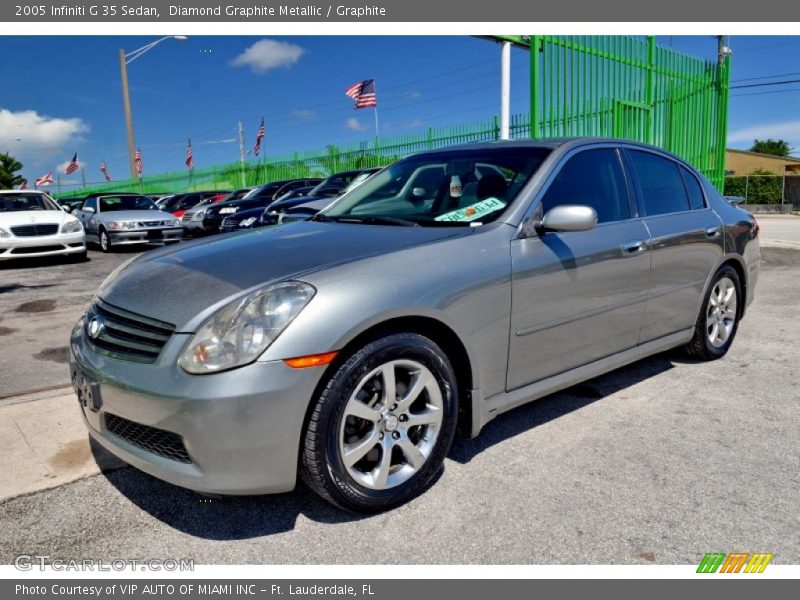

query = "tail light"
[[751, 216, 760, 238], [172, 210, 184, 218]]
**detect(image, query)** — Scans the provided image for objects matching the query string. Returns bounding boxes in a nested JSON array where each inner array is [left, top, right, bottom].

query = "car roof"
[[0, 189, 49, 195]]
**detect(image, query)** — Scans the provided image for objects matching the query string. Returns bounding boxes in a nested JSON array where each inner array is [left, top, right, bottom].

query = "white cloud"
[[230, 39, 305, 74], [728, 120, 800, 149], [0, 108, 89, 172], [291, 109, 317, 121], [345, 117, 369, 132]]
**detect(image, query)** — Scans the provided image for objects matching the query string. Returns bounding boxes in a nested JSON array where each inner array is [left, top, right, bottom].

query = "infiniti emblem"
[[87, 316, 104, 339]]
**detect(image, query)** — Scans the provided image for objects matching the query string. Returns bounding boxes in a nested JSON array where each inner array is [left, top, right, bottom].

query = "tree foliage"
[[0, 153, 25, 189], [749, 138, 792, 158]]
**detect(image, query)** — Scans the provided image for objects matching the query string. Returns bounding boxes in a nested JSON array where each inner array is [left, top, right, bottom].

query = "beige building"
[[725, 149, 800, 176]]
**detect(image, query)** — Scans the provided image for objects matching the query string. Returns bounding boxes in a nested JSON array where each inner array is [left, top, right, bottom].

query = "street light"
[[119, 35, 188, 178]]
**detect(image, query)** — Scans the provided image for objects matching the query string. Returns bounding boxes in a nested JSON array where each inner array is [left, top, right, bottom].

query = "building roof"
[[726, 148, 800, 163]]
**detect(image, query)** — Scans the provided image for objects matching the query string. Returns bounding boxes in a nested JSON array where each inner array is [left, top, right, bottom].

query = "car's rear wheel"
[[300, 333, 458, 513], [685, 265, 741, 360], [98, 228, 111, 253]]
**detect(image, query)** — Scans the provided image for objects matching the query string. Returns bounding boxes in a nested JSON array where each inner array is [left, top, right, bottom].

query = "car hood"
[[0, 209, 72, 228], [100, 220, 469, 331], [96, 210, 176, 222]]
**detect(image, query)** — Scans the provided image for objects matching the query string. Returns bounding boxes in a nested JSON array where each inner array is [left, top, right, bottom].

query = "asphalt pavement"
[[0, 243, 797, 565]]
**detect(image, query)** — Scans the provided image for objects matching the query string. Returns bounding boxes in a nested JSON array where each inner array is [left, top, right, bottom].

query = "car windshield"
[[321, 148, 551, 226], [310, 172, 361, 196], [0, 193, 59, 212], [98, 195, 158, 212], [341, 171, 378, 195]]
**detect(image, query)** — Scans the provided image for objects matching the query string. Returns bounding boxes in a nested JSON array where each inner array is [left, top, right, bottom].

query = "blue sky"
[[2, 35, 800, 188]]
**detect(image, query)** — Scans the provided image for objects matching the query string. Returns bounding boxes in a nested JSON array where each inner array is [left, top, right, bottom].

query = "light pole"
[[119, 35, 188, 179]]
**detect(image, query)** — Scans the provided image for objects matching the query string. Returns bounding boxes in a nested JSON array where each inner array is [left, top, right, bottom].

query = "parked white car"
[[0, 190, 87, 261]]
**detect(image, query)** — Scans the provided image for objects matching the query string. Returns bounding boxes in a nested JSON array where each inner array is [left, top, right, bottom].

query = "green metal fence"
[[498, 35, 730, 189], [55, 35, 730, 198]]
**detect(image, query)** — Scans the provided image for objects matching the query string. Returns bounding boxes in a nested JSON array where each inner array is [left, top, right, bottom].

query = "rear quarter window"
[[679, 166, 707, 210]]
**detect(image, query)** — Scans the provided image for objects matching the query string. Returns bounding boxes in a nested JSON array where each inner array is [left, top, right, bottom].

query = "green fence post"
[[646, 36, 656, 143], [530, 35, 541, 139]]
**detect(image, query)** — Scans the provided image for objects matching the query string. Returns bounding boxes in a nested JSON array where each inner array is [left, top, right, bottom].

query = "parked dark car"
[[55, 197, 85, 213], [202, 178, 319, 233], [161, 191, 228, 219], [272, 185, 317, 202]]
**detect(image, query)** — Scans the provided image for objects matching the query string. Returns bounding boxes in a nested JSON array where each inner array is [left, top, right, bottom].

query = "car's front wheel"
[[685, 265, 742, 360], [300, 333, 458, 513], [98, 228, 112, 253]]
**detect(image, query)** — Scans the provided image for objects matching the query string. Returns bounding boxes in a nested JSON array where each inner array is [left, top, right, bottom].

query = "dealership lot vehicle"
[[73, 193, 183, 252], [69, 139, 759, 512], [0, 190, 87, 261]]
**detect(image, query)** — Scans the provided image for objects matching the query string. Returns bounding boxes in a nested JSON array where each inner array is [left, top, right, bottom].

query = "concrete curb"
[[0, 390, 124, 503]]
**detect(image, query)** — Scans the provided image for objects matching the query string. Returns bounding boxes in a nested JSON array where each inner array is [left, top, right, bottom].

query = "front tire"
[[98, 228, 112, 253], [300, 333, 458, 513], [685, 265, 742, 360]]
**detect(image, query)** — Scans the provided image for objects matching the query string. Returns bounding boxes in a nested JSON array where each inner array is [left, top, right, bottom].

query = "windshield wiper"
[[327, 215, 419, 227]]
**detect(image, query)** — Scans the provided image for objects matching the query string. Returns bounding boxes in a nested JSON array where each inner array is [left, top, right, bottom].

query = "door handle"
[[621, 240, 646, 256], [705, 226, 722, 238]]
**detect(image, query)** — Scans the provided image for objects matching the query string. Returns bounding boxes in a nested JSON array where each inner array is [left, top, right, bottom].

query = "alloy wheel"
[[338, 359, 443, 490], [706, 276, 737, 348]]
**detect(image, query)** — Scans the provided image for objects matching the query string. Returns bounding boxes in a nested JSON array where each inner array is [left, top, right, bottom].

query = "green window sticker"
[[434, 197, 507, 222]]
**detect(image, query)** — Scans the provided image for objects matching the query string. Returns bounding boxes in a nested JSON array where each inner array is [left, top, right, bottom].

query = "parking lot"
[[0, 227, 797, 564]]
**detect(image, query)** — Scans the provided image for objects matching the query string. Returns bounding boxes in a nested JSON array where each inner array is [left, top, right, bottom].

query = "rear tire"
[[685, 265, 742, 360], [300, 333, 458, 513]]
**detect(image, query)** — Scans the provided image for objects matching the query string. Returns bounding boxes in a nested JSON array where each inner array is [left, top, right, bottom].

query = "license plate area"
[[146, 229, 163, 240], [72, 368, 103, 412]]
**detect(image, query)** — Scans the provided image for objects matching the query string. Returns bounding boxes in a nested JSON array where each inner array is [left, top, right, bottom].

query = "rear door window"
[[628, 150, 690, 216]]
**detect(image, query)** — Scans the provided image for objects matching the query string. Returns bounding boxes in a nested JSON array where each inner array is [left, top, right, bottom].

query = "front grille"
[[137, 220, 166, 227], [86, 299, 175, 363], [10, 245, 65, 254], [181, 212, 193, 223], [11, 224, 59, 237], [105, 413, 191, 463]]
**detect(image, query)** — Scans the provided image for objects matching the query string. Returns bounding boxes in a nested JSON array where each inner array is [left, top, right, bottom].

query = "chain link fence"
[[724, 174, 800, 208]]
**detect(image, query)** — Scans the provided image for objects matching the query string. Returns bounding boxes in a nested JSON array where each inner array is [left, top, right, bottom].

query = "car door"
[[624, 148, 725, 342], [507, 146, 652, 390], [75, 197, 98, 241]]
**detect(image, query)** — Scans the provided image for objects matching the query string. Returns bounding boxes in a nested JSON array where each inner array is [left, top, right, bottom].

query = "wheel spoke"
[[342, 428, 380, 467], [372, 436, 394, 489], [718, 322, 730, 343], [397, 436, 426, 470], [381, 364, 397, 407], [396, 369, 435, 412], [404, 406, 442, 429], [722, 284, 735, 305], [709, 322, 719, 343], [345, 398, 381, 423]]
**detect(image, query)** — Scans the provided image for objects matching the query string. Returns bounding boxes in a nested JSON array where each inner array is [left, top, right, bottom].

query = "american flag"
[[134, 148, 143, 176], [253, 118, 265, 156], [185, 138, 194, 169], [65, 152, 79, 175], [17, 179, 28, 190], [35, 172, 53, 187], [100, 161, 111, 182], [345, 79, 377, 109]]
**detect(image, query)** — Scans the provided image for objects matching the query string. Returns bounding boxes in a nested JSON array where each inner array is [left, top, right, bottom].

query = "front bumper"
[[0, 231, 85, 259], [69, 317, 325, 494], [107, 227, 183, 246]]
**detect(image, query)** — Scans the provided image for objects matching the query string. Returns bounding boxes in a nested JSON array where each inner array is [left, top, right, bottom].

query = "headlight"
[[0, 227, 10, 238], [178, 281, 315, 374], [167, 219, 180, 227], [107, 221, 136, 230], [60, 219, 83, 234], [192, 209, 206, 220], [219, 207, 237, 214], [239, 217, 257, 227]]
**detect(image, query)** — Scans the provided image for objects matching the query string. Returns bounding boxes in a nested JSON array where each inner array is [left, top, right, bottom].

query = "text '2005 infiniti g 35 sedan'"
[[70, 139, 760, 512]]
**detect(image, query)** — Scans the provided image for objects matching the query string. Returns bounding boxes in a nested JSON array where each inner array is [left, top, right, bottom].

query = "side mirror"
[[83, 206, 95, 213], [412, 187, 426, 198], [60, 205, 70, 212], [539, 205, 597, 233]]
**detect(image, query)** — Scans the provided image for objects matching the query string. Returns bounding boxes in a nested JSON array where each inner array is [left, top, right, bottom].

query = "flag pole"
[[373, 78, 380, 142]]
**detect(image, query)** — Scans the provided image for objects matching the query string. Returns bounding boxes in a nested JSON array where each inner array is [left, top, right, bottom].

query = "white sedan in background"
[[0, 190, 87, 261]]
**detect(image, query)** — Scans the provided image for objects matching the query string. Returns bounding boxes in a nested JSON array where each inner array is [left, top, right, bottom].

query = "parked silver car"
[[70, 139, 760, 512], [73, 194, 182, 252]]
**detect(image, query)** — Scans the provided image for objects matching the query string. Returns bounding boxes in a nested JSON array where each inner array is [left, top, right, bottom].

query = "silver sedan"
[[70, 139, 760, 512]]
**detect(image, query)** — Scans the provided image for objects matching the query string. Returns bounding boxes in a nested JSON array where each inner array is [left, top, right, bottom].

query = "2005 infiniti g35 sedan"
[[70, 139, 760, 512]]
